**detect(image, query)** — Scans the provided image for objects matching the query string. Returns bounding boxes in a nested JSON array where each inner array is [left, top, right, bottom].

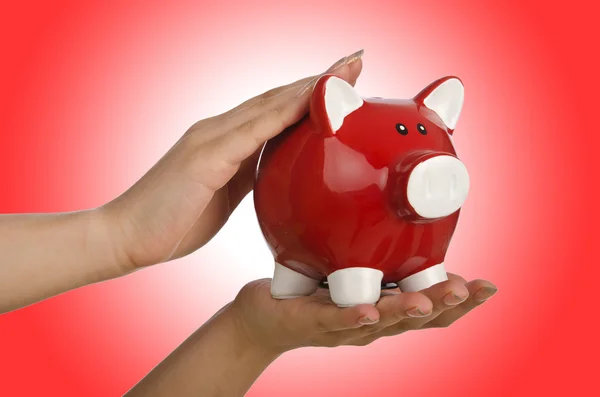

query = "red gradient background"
[[0, 1, 597, 396]]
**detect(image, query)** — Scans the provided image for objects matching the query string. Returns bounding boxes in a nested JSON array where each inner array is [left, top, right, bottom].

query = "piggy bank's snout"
[[406, 155, 470, 219]]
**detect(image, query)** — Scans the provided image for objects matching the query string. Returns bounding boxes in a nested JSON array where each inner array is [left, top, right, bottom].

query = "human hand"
[[100, 50, 365, 271], [228, 274, 498, 353]]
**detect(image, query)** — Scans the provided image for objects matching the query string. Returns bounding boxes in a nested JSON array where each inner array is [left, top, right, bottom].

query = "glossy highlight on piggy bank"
[[254, 74, 469, 307]]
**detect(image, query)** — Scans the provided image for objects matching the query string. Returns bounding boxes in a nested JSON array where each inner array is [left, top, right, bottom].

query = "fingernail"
[[296, 50, 364, 97], [345, 49, 364, 64], [443, 292, 468, 306], [326, 56, 348, 72], [406, 307, 431, 318], [358, 316, 379, 325], [474, 286, 498, 302], [326, 49, 364, 73]]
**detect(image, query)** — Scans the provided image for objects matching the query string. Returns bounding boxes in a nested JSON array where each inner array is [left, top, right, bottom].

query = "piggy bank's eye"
[[395, 123, 408, 135], [417, 123, 427, 135]]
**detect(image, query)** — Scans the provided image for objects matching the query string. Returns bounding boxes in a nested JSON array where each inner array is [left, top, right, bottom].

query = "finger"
[[215, 76, 313, 122], [421, 280, 498, 329], [447, 272, 467, 284], [238, 51, 351, 112], [295, 49, 363, 95], [188, 59, 363, 152], [226, 54, 363, 126], [421, 278, 470, 311], [331, 291, 433, 342], [203, 50, 364, 132], [305, 300, 381, 332], [209, 63, 358, 166], [381, 278, 469, 334], [374, 291, 433, 327], [346, 57, 363, 86], [187, 76, 314, 146], [215, 54, 364, 203], [380, 288, 401, 297], [197, 77, 313, 131], [222, 57, 364, 198]]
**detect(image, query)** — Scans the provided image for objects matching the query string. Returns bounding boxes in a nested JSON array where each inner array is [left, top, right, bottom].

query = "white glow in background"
[[2, 1, 588, 396]]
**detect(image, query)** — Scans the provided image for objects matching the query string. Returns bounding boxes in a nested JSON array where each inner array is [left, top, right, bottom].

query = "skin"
[[0, 50, 498, 396]]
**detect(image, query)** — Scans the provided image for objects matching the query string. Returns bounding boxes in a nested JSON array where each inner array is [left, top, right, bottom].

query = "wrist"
[[126, 303, 283, 397], [222, 302, 286, 361], [86, 206, 138, 277]]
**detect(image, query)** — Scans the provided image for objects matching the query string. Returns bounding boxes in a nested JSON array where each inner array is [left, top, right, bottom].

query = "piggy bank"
[[254, 74, 469, 307]]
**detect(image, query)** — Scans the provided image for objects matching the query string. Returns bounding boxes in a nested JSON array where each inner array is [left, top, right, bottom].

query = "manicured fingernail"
[[296, 50, 364, 97], [297, 55, 346, 97], [474, 286, 498, 302], [326, 49, 363, 73], [345, 49, 364, 64], [358, 316, 379, 325], [443, 292, 468, 306], [326, 56, 348, 72], [406, 307, 431, 318]]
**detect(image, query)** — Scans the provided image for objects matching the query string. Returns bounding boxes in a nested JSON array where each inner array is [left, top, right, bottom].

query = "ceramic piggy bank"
[[254, 74, 469, 307]]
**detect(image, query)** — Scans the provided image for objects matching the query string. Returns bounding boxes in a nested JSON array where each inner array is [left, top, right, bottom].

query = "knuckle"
[[182, 127, 211, 148], [262, 87, 281, 100]]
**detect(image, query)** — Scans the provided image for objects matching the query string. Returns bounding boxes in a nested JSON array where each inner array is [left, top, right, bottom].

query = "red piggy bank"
[[254, 74, 469, 307]]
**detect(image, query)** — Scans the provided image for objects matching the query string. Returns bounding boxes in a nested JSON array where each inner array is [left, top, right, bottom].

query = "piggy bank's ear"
[[414, 77, 464, 132], [310, 75, 363, 133]]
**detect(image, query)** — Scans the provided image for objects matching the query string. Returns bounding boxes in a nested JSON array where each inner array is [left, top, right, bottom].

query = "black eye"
[[395, 123, 408, 135], [417, 123, 427, 135]]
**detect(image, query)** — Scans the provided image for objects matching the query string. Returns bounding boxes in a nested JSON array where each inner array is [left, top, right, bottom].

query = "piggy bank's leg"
[[397, 263, 448, 292], [327, 268, 384, 307], [271, 262, 320, 299]]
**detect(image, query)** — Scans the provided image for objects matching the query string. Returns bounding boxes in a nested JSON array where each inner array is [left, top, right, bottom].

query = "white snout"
[[406, 155, 470, 219]]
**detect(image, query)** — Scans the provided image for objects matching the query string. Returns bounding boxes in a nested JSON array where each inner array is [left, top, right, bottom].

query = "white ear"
[[324, 77, 363, 132], [422, 78, 464, 130]]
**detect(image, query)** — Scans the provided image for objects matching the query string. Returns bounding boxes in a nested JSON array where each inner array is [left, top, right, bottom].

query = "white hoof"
[[397, 263, 448, 292], [271, 262, 320, 299], [327, 267, 384, 307]]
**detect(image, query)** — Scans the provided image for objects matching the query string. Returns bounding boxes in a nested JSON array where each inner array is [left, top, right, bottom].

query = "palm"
[[232, 273, 497, 352], [167, 149, 260, 260], [109, 146, 257, 267]]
